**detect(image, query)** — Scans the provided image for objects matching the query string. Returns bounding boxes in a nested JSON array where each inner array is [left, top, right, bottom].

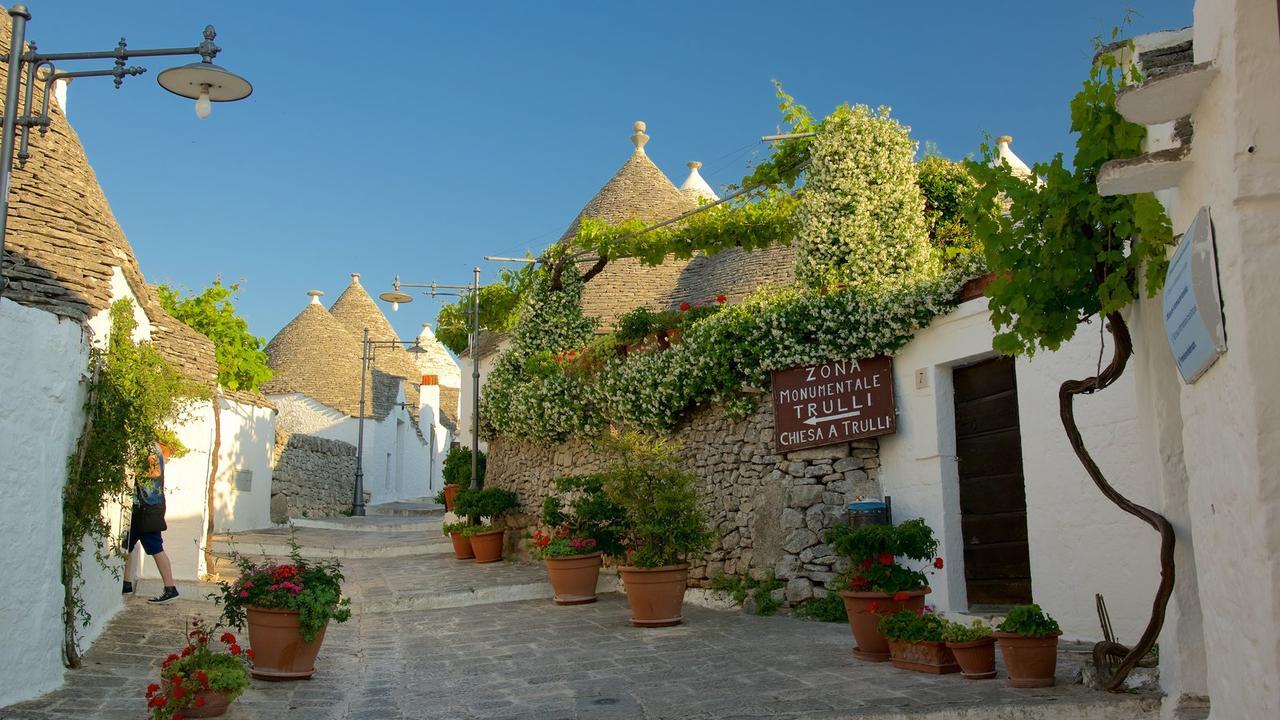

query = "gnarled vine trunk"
[[203, 396, 222, 578], [1059, 311, 1175, 690]]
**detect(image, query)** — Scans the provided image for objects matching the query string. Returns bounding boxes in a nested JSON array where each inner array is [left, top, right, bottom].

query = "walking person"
[[122, 442, 179, 604]]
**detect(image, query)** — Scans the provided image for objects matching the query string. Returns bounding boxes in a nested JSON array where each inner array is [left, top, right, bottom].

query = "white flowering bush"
[[795, 105, 936, 290]]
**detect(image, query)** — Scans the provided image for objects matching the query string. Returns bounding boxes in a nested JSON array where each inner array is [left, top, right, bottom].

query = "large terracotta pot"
[[469, 529, 505, 563], [448, 531, 474, 560], [995, 631, 1062, 688], [947, 638, 997, 679], [442, 484, 460, 511], [544, 552, 603, 605], [887, 639, 959, 674], [245, 607, 328, 681], [182, 690, 232, 717], [838, 588, 929, 662], [619, 564, 689, 627]]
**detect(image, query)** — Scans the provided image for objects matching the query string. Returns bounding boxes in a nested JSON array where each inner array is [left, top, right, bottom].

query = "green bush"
[[600, 432, 712, 568], [615, 307, 657, 344], [825, 518, 941, 594], [942, 618, 994, 643], [442, 446, 485, 486], [540, 474, 627, 558], [454, 487, 519, 524], [710, 573, 784, 616], [997, 604, 1061, 638], [879, 609, 946, 643]]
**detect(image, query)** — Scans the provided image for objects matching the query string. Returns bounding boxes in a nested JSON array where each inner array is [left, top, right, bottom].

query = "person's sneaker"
[[147, 587, 179, 604], [121, 581, 134, 595]]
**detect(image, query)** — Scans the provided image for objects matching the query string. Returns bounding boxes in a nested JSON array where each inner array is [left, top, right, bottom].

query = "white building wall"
[[212, 398, 276, 532], [0, 299, 90, 707], [877, 297, 1158, 641], [459, 338, 509, 454]]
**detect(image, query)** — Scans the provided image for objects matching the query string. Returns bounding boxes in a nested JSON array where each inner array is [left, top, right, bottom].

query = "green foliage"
[[435, 263, 536, 355], [599, 433, 712, 568], [964, 46, 1173, 357], [147, 619, 251, 719], [214, 531, 351, 643], [441, 445, 485, 486], [156, 280, 272, 392], [441, 520, 471, 536], [826, 518, 941, 594], [615, 307, 658, 344], [917, 154, 986, 256], [63, 300, 206, 653], [793, 592, 849, 623], [739, 81, 818, 190], [454, 487, 520, 523], [710, 572, 784, 616], [539, 474, 627, 558], [879, 609, 947, 643], [942, 618, 994, 643], [997, 604, 1061, 638]]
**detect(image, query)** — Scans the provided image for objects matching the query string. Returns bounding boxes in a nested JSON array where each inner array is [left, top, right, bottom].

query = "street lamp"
[[0, 4, 252, 295], [350, 332, 424, 517], [379, 267, 483, 490]]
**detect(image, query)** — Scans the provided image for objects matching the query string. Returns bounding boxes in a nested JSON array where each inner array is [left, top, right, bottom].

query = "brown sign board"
[[772, 356, 897, 452]]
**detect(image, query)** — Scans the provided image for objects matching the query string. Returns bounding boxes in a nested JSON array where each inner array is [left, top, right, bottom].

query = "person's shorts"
[[126, 529, 164, 555]]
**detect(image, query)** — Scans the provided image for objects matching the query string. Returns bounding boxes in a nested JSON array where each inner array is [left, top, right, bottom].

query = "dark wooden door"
[[953, 357, 1033, 608]]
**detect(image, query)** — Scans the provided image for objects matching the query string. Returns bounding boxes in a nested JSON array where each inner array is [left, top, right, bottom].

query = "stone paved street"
[[0, 516, 1162, 720]]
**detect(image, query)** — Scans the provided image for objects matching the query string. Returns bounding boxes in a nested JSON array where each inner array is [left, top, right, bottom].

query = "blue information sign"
[[1162, 207, 1226, 384]]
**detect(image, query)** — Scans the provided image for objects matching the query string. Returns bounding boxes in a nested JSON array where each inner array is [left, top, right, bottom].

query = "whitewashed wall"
[[211, 398, 276, 532], [877, 297, 1159, 641], [0, 299, 90, 706], [460, 337, 510, 454]]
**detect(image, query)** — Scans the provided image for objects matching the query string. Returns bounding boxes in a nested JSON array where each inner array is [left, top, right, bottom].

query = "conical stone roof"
[[262, 292, 367, 417], [329, 273, 424, 421], [409, 323, 461, 388], [679, 161, 719, 203]]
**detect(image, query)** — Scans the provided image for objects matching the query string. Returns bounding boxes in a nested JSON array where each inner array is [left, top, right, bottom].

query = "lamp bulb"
[[194, 87, 212, 120], [391, 301, 400, 312]]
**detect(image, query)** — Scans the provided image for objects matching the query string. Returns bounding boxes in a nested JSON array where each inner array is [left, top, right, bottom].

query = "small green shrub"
[[615, 307, 657, 344], [997, 604, 1061, 638], [825, 518, 941, 594], [441, 520, 470, 536], [442, 446, 486, 486], [710, 573, 784, 616], [454, 487, 519, 523], [793, 592, 847, 623], [942, 618, 994, 643], [539, 474, 627, 558], [879, 609, 946, 643]]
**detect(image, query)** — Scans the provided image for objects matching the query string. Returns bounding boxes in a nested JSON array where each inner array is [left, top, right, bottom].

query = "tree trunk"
[[203, 396, 222, 578], [1059, 311, 1176, 690]]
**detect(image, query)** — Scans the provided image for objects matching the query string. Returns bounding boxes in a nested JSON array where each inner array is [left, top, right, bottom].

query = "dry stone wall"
[[487, 397, 882, 605], [270, 431, 359, 521]]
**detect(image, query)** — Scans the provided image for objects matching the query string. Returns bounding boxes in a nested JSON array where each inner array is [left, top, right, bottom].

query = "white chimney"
[[307, 290, 324, 305], [53, 76, 72, 115], [679, 160, 719, 202], [994, 135, 1033, 178], [419, 374, 441, 428]]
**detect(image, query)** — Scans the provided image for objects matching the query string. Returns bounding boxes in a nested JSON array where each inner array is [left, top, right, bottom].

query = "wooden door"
[[953, 357, 1033, 608]]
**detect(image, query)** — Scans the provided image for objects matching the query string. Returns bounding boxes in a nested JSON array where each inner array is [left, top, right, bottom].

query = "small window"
[[234, 470, 253, 492]]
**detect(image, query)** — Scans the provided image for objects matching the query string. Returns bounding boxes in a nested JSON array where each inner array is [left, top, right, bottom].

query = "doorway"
[[953, 356, 1033, 609]]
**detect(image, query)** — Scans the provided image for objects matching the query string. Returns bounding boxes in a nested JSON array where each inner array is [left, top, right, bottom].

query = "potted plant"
[[442, 520, 475, 560], [454, 487, 520, 563], [943, 618, 997, 679], [824, 518, 942, 662], [146, 619, 251, 718], [533, 473, 627, 605], [436, 446, 485, 511], [995, 604, 1062, 688], [214, 539, 352, 680], [602, 433, 712, 627], [878, 608, 959, 674]]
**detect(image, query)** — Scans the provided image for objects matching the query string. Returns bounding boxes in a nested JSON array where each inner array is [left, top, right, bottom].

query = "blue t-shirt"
[[136, 445, 165, 506]]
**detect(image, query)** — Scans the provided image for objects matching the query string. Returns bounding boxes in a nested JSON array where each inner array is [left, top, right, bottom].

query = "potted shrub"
[[436, 446, 485, 511], [995, 604, 1063, 688], [824, 518, 942, 662], [533, 473, 627, 605], [878, 608, 959, 674], [146, 619, 251, 718], [442, 520, 475, 560], [943, 618, 997, 679], [454, 487, 520, 563], [602, 433, 712, 627], [214, 541, 352, 680]]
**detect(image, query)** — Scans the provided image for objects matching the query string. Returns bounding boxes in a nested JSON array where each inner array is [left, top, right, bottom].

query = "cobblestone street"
[[0, 514, 1162, 720]]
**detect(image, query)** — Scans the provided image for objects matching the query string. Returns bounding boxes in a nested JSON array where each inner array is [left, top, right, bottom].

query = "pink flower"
[[238, 590, 249, 598]]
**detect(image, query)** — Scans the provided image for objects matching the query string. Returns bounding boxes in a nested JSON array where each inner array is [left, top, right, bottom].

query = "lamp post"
[[0, 4, 252, 296], [379, 267, 483, 490], [351, 332, 424, 516]]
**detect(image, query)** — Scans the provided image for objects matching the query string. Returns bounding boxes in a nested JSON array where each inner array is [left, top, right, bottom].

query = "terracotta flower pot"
[[245, 606, 328, 681], [995, 631, 1062, 688], [619, 564, 689, 627], [449, 531, 474, 560], [442, 484, 460, 511], [947, 637, 997, 679], [887, 639, 960, 674], [469, 529, 505, 563], [544, 552, 603, 605], [182, 690, 232, 717], [837, 588, 929, 662]]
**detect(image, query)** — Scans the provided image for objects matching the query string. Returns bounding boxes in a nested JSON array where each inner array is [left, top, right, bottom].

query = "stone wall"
[[486, 397, 882, 605], [270, 431, 359, 521]]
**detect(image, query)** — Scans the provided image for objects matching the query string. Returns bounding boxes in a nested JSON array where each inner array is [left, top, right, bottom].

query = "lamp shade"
[[379, 290, 414, 305], [156, 61, 252, 102]]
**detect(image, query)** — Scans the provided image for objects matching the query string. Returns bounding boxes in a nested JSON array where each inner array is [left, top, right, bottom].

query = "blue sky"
[[27, 1, 1192, 344]]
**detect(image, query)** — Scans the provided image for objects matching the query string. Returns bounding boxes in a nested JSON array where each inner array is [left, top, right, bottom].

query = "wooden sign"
[[772, 356, 897, 452]]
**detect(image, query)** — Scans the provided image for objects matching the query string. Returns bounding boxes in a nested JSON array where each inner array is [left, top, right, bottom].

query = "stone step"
[[350, 576, 622, 614], [290, 516, 442, 533], [366, 499, 445, 517]]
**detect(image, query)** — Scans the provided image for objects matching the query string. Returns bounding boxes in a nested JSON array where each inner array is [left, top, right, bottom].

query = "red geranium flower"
[[716, 294, 727, 304], [859, 559, 874, 571], [867, 601, 880, 613], [229, 644, 242, 656], [180, 645, 194, 657], [246, 649, 255, 660], [914, 607, 924, 616], [195, 671, 209, 688], [679, 303, 691, 312], [878, 553, 894, 566], [146, 683, 160, 697], [933, 557, 944, 569], [220, 632, 236, 644], [173, 686, 186, 700], [892, 591, 910, 602], [195, 697, 206, 708]]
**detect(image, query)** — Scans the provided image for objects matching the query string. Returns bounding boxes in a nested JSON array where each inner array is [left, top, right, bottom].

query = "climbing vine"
[[434, 264, 536, 355], [157, 280, 272, 391], [62, 299, 207, 666], [963, 33, 1174, 691]]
